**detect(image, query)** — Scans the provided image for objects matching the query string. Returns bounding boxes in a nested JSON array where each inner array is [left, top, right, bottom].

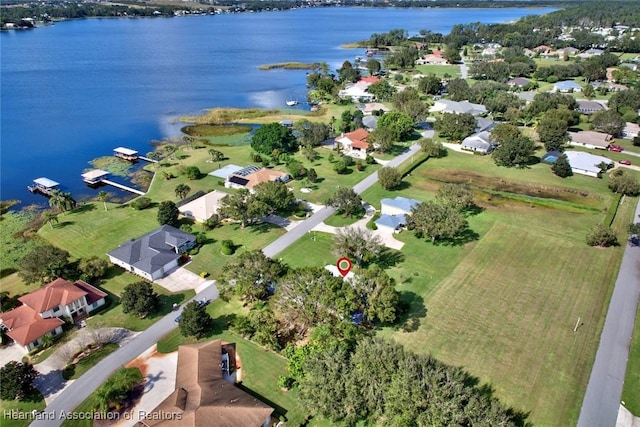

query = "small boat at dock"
[[285, 100, 298, 106]]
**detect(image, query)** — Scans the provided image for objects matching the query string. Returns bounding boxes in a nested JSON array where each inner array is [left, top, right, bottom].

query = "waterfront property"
[[178, 190, 228, 222], [225, 165, 291, 192], [114, 147, 139, 161], [336, 128, 371, 159], [140, 340, 274, 427], [107, 225, 197, 281], [27, 177, 60, 196], [0, 278, 107, 352], [81, 169, 110, 185]]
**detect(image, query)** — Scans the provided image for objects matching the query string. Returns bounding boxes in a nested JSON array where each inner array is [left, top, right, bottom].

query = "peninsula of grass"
[[180, 108, 281, 125], [258, 61, 323, 70], [181, 124, 252, 137]]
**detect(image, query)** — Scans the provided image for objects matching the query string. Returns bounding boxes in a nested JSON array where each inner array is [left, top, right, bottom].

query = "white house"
[[0, 278, 107, 352], [461, 131, 495, 154], [552, 80, 582, 93], [108, 225, 197, 281], [622, 122, 640, 140], [564, 151, 613, 177], [338, 81, 375, 102], [430, 99, 487, 116], [376, 197, 421, 233], [178, 190, 228, 223], [336, 128, 370, 159]]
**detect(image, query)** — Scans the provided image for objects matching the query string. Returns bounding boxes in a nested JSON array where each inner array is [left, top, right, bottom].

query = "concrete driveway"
[[154, 266, 213, 292], [0, 342, 27, 365]]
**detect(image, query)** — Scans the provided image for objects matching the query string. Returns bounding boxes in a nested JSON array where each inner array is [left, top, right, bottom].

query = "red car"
[[609, 144, 624, 152], [619, 159, 632, 165]]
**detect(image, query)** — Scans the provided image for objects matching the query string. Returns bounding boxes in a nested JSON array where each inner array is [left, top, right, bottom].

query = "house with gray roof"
[[429, 99, 487, 116], [552, 80, 582, 93], [564, 151, 613, 177], [376, 196, 421, 233], [461, 131, 496, 155], [108, 225, 197, 281], [568, 131, 612, 150], [507, 77, 530, 88], [577, 100, 606, 114], [475, 117, 496, 133]]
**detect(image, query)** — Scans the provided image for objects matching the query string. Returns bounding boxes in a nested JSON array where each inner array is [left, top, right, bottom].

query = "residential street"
[[29, 142, 422, 426], [578, 197, 640, 427], [29, 284, 218, 427]]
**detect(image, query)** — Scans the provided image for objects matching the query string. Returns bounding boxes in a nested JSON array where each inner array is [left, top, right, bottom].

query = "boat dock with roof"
[[27, 177, 60, 196], [81, 169, 145, 195], [114, 147, 157, 163]]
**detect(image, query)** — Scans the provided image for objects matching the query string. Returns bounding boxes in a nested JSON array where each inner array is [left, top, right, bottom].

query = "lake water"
[[0, 6, 555, 207]]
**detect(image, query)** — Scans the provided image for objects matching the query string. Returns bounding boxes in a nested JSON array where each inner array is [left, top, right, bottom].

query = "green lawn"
[[63, 343, 119, 380], [0, 390, 46, 427], [415, 64, 462, 78], [323, 211, 363, 227], [156, 298, 308, 424], [279, 231, 336, 269], [623, 302, 640, 416]]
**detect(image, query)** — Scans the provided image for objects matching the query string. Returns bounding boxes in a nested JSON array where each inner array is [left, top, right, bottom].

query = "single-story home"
[[516, 92, 536, 104], [325, 264, 355, 280], [415, 54, 448, 65], [475, 117, 496, 133], [507, 77, 530, 88], [0, 278, 106, 352], [336, 128, 370, 159], [622, 122, 640, 140], [139, 340, 274, 427], [376, 196, 421, 233], [552, 80, 582, 93], [357, 102, 390, 115], [577, 100, 606, 114], [564, 151, 613, 177], [620, 62, 638, 71], [338, 81, 375, 102], [567, 131, 613, 150], [362, 115, 378, 131], [461, 131, 496, 155], [577, 48, 605, 59], [178, 190, 228, 223], [225, 166, 290, 192], [208, 164, 244, 179], [107, 225, 197, 281], [429, 99, 487, 116]]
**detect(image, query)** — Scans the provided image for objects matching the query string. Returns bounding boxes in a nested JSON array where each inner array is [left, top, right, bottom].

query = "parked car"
[[609, 144, 624, 152], [619, 159, 632, 165], [174, 314, 182, 323]]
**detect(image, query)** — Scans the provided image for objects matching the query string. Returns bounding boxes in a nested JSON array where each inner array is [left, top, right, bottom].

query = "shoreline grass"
[[258, 62, 323, 70]]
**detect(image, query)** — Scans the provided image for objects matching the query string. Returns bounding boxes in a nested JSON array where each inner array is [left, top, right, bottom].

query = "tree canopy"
[[492, 132, 536, 168], [435, 113, 476, 143], [332, 227, 384, 267], [253, 181, 297, 214], [18, 245, 71, 285], [219, 189, 270, 228], [157, 200, 180, 227], [408, 200, 468, 243], [326, 187, 365, 218], [179, 300, 213, 339], [251, 122, 298, 155], [120, 281, 160, 317], [219, 250, 287, 303], [378, 166, 403, 190], [0, 361, 38, 400]]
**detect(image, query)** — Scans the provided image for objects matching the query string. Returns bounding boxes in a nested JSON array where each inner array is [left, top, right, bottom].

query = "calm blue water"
[[1, 7, 555, 206]]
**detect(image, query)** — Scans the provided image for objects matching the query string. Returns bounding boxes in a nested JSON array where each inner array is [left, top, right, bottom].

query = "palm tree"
[[97, 191, 109, 212], [163, 144, 177, 160], [175, 183, 191, 200], [41, 210, 59, 229], [48, 189, 68, 214], [208, 149, 224, 169]]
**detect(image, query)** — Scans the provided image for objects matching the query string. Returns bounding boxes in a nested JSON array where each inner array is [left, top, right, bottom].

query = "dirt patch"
[[423, 169, 603, 208]]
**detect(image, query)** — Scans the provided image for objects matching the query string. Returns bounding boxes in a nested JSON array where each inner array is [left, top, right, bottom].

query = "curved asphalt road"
[[30, 284, 218, 427], [31, 143, 422, 426], [577, 198, 640, 427]]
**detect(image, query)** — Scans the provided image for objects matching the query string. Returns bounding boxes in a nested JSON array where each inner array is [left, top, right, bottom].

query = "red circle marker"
[[336, 257, 352, 277]]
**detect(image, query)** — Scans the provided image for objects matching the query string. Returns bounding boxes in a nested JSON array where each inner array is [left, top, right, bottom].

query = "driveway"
[[0, 342, 27, 365], [154, 266, 212, 292]]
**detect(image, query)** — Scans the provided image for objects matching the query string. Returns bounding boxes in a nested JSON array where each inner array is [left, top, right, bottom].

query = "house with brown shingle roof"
[[567, 131, 613, 150], [225, 165, 291, 192], [138, 340, 274, 427], [0, 278, 107, 352], [335, 128, 370, 159]]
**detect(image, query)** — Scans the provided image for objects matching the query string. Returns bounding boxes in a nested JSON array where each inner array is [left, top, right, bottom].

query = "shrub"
[[365, 154, 376, 164], [334, 160, 348, 174], [342, 155, 355, 167], [586, 224, 617, 247], [251, 152, 264, 163], [221, 240, 235, 255], [184, 166, 201, 180], [278, 375, 295, 390], [130, 197, 151, 210]]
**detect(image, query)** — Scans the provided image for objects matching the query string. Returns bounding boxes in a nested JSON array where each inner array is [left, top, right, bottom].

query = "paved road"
[[263, 143, 421, 258], [30, 284, 218, 427], [577, 198, 640, 427], [32, 143, 422, 424], [459, 58, 469, 79]]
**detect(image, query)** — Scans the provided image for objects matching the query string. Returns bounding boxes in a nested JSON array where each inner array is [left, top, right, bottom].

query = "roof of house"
[[507, 77, 530, 86], [534, 45, 552, 52], [337, 128, 370, 150], [516, 92, 536, 103], [568, 131, 613, 148], [140, 340, 273, 427], [565, 151, 613, 174], [624, 122, 640, 134], [462, 131, 494, 151], [108, 225, 196, 276], [243, 168, 290, 189], [381, 196, 420, 214], [228, 175, 249, 187], [178, 190, 228, 222], [577, 100, 606, 112], [0, 305, 64, 347], [475, 117, 495, 133], [81, 169, 109, 180], [359, 76, 380, 84], [362, 116, 378, 130], [375, 214, 406, 229], [358, 102, 390, 114], [554, 80, 582, 91], [19, 278, 92, 313], [430, 99, 487, 116]]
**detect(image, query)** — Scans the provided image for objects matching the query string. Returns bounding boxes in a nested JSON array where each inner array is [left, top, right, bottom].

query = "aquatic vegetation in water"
[[89, 156, 133, 177]]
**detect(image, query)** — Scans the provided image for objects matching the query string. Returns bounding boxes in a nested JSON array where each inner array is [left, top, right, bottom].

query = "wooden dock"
[[137, 155, 158, 163], [100, 179, 145, 195]]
